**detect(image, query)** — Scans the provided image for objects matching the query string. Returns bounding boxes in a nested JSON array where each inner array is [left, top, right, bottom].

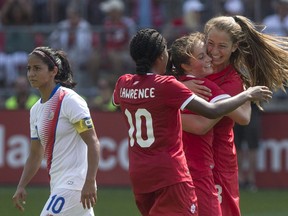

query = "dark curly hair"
[[130, 28, 167, 75]]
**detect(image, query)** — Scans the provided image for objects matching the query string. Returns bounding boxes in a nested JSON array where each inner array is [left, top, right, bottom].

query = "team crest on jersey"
[[190, 203, 197, 214], [67, 180, 74, 185], [48, 111, 55, 120]]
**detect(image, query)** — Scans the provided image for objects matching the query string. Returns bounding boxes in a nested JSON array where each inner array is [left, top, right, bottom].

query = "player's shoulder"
[[30, 98, 41, 113], [202, 77, 221, 89], [60, 87, 87, 104], [118, 73, 135, 81], [154, 74, 178, 84]]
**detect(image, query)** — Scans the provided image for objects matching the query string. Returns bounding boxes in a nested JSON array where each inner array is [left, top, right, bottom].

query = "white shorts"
[[40, 188, 95, 216]]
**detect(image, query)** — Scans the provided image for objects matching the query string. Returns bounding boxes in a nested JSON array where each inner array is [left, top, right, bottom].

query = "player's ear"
[[51, 66, 58, 78], [181, 63, 190, 72], [232, 42, 238, 53]]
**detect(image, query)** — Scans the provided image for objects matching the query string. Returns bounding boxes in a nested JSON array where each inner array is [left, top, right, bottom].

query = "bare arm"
[[12, 140, 44, 212], [185, 86, 272, 119], [80, 128, 100, 209], [182, 102, 250, 134], [227, 101, 251, 125], [181, 114, 221, 135]]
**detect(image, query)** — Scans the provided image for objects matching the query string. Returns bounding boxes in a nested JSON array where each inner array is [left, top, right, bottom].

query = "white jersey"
[[30, 85, 91, 191]]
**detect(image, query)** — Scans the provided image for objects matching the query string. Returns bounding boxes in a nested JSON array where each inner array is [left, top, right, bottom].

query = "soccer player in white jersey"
[[12, 46, 100, 216], [112, 28, 271, 216]]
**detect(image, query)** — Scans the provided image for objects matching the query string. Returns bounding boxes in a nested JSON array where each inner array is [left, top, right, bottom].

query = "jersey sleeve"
[[112, 77, 121, 106], [181, 78, 230, 115], [204, 79, 231, 103], [30, 105, 39, 140], [62, 92, 91, 124], [164, 77, 195, 110]]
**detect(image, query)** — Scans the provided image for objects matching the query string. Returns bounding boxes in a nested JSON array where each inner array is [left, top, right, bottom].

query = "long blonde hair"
[[204, 15, 288, 92]]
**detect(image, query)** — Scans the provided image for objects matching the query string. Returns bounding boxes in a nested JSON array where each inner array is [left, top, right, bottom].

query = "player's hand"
[[182, 79, 212, 101], [12, 187, 27, 212], [246, 86, 272, 102], [81, 179, 97, 209]]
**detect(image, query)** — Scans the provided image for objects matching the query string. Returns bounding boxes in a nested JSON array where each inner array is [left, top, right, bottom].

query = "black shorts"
[[234, 106, 260, 150]]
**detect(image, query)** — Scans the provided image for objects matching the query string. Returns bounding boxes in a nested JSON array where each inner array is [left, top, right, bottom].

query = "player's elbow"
[[235, 117, 250, 125]]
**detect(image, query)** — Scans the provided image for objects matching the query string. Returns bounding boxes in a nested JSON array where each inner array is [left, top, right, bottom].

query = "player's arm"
[[75, 118, 100, 209], [182, 79, 212, 101], [12, 139, 44, 212], [181, 114, 221, 135], [227, 101, 251, 125], [184, 86, 271, 119]]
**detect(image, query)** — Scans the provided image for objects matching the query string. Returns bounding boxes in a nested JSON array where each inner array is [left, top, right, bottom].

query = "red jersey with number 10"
[[113, 73, 195, 194]]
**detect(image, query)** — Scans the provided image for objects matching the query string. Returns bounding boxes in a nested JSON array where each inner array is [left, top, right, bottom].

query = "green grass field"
[[1, 186, 288, 216]]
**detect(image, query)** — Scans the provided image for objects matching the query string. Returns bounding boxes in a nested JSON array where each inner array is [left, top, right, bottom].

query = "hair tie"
[[233, 16, 240, 23], [31, 49, 58, 68]]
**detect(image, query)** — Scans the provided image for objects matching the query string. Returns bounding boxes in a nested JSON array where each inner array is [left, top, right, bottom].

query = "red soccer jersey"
[[179, 75, 230, 179], [103, 18, 130, 50], [206, 65, 244, 172], [113, 73, 195, 194]]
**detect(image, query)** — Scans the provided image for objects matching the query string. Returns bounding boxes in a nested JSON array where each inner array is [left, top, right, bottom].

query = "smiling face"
[[27, 54, 57, 91], [182, 40, 213, 78], [206, 27, 238, 72]]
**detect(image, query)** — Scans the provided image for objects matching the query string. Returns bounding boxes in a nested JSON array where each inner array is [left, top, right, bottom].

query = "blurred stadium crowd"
[[0, 0, 288, 111]]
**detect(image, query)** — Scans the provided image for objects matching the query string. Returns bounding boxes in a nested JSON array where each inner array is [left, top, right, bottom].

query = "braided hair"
[[130, 28, 167, 75], [30, 46, 77, 88]]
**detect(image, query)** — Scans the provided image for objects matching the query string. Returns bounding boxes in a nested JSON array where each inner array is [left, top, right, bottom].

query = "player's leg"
[[149, 181, 198, 216], [214, 170, 240, 216], [234, 123, 245, 187], [245, 109, 260, 191], [194, 175, 222, 216], [134, 191, 155, 216], [40, 188, 94, 216]]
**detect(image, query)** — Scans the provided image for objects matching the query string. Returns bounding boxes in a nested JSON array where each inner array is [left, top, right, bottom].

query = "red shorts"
[[194, 175, 222, 216], [213, 170, 240, 216], [134, 181, 198, 216]]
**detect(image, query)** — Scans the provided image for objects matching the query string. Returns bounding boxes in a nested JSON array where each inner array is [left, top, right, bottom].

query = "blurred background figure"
[[4, 75, 39, 110], [262, 0, 288, 36], [86, 0, 105, 25], [162, 0, 205, 46], [0, 0, 34, 89], [89, 76, 118, 112], [98, 0, 136, 80], [132, 0, 167, 28], [223, 0, 244, 16], [182, 0, 205, 32], [262, 0, 288, 102], [234, 103, 261, 191], [48, 0, 72, 23], [48, 2, 93, 90], [0, 0, 34, 53]]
